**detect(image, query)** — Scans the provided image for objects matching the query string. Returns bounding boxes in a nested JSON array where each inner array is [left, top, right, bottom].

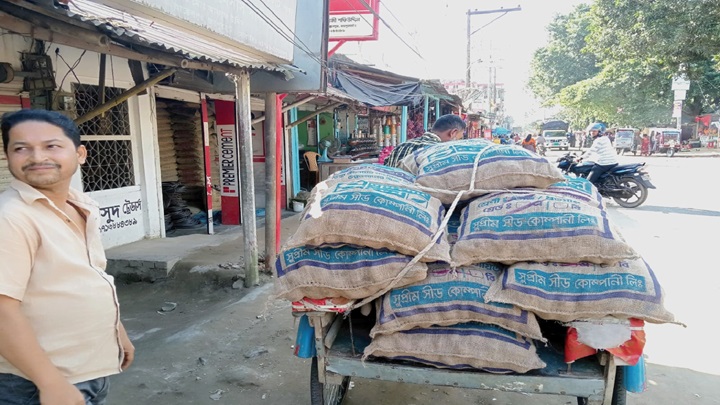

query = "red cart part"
[[565, 319, 646, 366], [291, 297, 355, 314]]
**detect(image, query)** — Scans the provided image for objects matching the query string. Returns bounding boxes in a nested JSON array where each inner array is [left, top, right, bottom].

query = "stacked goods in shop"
[[275, 164, 450, 302]]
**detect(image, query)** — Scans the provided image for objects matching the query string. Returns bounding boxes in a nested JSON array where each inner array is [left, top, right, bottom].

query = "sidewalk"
[[105, 211, 302, 283]]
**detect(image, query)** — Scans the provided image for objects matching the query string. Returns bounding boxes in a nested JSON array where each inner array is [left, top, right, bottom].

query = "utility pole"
[[465, 6, 521, 88]]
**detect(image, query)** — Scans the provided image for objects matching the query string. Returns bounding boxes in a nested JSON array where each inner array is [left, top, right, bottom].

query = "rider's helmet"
[[586, 123, 605, 139]]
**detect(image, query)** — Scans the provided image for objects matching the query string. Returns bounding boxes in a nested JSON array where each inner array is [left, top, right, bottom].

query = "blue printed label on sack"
[[388, 281, 513, 309], [321, 191, 433, 229], [277, 246, 408, 277], [470, 212, 598, 232], [334, 181, 431, 206], [512, 269, 647, 294]]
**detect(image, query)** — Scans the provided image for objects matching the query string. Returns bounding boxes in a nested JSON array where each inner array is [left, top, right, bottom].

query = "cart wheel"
[[612, 366, 627, 405], [576, 366, 626, 405], [310, 357, 350, 405]]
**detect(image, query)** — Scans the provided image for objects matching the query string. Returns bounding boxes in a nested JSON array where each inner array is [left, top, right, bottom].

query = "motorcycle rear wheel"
[[612, 177, 648, 208]]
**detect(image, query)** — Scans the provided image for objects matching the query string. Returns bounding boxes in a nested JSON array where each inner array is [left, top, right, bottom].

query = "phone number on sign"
[[100, 218, 138, 233]]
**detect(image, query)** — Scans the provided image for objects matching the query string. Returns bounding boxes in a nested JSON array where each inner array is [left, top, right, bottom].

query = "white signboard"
[[329, 14, 375, 39], [672, 76, 690, 91], [91, 186, 145, 248], [672, 100, 683, 118], [216, 124, 239, 197]]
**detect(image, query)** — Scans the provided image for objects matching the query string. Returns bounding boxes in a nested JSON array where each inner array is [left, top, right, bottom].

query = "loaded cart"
[[292, 302, 632, 405], [275, 142, 677, 405]]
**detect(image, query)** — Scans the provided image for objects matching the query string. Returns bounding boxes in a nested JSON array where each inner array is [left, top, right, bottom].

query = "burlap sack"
[[371, 263, 544, 341], [326, 164, 415, 186], [400, 140, 565, 204], [286, 180, 451, 263], [485, 259, 677, 324], [364, 322, 546, 373], [545, 176, 604, 208], [451, 191, 637, 265], [274, 245, 427, 302]]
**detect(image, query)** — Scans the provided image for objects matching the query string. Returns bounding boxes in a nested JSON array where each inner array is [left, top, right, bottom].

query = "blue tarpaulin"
[[492, 127, 511, 135]]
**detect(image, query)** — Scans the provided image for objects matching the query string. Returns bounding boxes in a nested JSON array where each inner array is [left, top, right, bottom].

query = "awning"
[[332, 70, 424, 107], [65, 0, 292, 76]]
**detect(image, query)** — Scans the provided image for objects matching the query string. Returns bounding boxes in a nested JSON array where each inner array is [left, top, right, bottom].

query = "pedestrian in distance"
[[0, 109, 135, 405], [641, 134, 651, 156], [521, 133, 536, 153], [383, 114, 466, 167]]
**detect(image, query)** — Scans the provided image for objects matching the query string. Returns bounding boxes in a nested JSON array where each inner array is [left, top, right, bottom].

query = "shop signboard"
[[329, 0, 380, 41], [214, 100, 241, 225]]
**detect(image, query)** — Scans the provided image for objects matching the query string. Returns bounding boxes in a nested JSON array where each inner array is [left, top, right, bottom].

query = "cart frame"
[[300, 311, 625, 405]]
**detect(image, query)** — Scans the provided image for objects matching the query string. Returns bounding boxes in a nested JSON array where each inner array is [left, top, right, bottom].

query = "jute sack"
[[485, 259, 677, 324], [545, 176, 604, 208], [286, 180, 451, 263], [400, 140, 566, 204], [326, 164, 416, 186], [274, 245, 427, 302], [452, 191, 637, 265], [364, 322, 546, 373], [371, 263, 544, 341]]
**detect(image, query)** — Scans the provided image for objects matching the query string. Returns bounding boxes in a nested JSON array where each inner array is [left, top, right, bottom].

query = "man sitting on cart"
[[383, 114, 465, 168]]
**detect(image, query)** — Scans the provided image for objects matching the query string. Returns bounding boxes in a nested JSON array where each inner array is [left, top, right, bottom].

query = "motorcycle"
[[556, 153, 656, 208], [537, 142, 547, 156]]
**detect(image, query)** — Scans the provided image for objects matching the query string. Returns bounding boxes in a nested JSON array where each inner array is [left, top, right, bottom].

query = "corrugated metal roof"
[[65, 0, 290, 74]]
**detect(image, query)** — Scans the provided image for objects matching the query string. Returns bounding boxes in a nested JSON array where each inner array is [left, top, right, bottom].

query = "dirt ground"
[[107, 274, 720, 405]]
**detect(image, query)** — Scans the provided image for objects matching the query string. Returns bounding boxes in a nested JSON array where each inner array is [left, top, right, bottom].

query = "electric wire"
[[239, 0, 328, 70], [356, 0, 425, 60]]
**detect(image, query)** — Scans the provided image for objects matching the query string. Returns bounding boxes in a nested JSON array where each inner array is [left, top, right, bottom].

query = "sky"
[[338, 0, 586, 126]]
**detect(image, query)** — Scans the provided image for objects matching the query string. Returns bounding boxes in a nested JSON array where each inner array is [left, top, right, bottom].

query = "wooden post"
[[264, 92, 278, 275], [233, 72, 259, 287], [75, 68, 176, 125]]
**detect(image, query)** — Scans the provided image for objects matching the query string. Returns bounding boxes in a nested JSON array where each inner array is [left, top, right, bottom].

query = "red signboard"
[[329, 0, 380, 41], [214, 100, 241, 225]]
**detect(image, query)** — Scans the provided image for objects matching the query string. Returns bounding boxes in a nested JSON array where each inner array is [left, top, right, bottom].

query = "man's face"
[[5, 121, 86, 190], [590, 130, 599, 138]]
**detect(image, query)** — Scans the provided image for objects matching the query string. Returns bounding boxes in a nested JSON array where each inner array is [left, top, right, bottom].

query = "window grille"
[[73, 83, 135, 192]]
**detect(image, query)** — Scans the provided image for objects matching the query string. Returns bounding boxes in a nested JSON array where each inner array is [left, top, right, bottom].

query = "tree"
[[528, 4, 600, 103], [528, 0, 720, 128], [587, 0, 720, 75]]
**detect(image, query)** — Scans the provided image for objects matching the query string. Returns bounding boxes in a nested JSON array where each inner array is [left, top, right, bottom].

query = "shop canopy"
[[492, 127, 511, 135], [332, 70, 424, 107]]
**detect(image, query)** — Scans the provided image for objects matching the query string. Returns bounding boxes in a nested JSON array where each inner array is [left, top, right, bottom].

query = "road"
[[108, 151, 720, 405]]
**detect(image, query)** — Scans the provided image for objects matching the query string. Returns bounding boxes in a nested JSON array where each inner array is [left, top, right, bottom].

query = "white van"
[[543, 130, 569, 150]]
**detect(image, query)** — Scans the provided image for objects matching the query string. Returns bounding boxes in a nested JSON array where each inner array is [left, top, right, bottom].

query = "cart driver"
[[383, 114, 466, 168]]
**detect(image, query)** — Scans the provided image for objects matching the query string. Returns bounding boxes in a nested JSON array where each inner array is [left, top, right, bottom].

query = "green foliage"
[[528, 0, 720, 128]]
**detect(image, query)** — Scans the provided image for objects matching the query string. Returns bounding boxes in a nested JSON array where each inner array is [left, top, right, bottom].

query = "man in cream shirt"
[[0, 109, 134, 405]]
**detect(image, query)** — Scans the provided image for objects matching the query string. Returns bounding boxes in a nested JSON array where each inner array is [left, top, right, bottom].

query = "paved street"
[[108, 152, 720, 405]]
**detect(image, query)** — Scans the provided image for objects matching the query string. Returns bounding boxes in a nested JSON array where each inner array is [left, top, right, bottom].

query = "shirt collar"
[[421, 132, 441, 142], [10, 179, 95, 208]]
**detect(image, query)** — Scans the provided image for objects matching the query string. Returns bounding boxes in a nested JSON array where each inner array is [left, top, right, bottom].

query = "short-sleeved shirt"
[[0, 180, 122, 384], [383, 132, 441, 168]]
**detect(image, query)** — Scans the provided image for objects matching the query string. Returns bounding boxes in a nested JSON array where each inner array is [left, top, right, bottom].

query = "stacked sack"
[[276, 139, 677, 375], [275, 164, 450, 302], [364, 139, 677, 372]]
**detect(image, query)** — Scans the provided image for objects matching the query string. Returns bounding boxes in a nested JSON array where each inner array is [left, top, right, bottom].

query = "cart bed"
[[324, 317, 607, 399]]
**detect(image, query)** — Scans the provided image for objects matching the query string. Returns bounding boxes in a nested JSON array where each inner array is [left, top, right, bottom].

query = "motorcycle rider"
[[535, 133, 546, 156], [581, 124, 618, 185]]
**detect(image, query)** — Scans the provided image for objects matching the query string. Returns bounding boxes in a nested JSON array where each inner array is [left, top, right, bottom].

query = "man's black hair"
[[1, 109, 81, 154], [431, 114, 466, 132]]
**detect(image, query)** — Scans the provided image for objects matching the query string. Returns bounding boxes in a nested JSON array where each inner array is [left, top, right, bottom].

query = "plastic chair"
[[303, 151, 320, 187]]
